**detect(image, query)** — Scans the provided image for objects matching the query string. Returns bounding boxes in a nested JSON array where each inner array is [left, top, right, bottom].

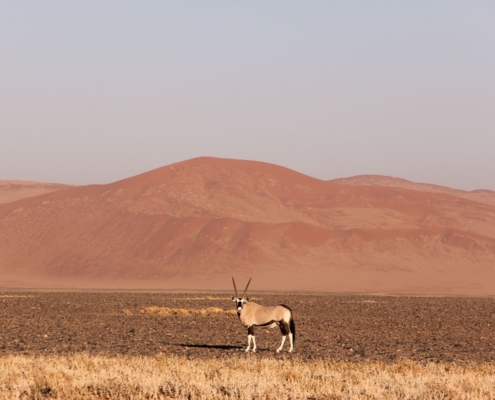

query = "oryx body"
[[232, 277, 295, 353]]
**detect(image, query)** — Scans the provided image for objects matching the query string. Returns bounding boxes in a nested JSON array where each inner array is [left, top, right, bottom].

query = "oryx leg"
[[246, 334, 251, 352], [277, 336, 287, 353], [276, 321, 290, 353], [246, 326, 256, 352], [289, 317, 295, 352], [289, 332, 294, 353], [288, 331, 294, 352]]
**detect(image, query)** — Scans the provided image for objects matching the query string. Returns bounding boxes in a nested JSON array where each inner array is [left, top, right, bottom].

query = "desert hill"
[[1, 157, 495, 294], [331, 175, 495, 207], [0, 180, 74, 205]]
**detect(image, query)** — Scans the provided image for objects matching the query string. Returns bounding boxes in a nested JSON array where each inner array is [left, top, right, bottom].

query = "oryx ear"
[[231, 296, 235, 301], [246, 297, 250, 302]]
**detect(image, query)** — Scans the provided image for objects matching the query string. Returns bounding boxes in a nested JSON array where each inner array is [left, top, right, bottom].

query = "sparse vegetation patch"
[[140, 306, 237, 317]]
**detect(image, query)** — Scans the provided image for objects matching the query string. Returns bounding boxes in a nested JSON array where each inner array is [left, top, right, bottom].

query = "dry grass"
[[1, 354, 494, 399], [140, 306, 237, 317]]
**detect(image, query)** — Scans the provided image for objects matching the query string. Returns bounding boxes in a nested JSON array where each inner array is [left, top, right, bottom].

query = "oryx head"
[[231, 277, 251, 315]]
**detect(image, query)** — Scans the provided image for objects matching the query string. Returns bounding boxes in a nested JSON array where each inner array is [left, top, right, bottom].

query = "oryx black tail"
[[280, 304, 296, 345], [290, 317, 296, 344]]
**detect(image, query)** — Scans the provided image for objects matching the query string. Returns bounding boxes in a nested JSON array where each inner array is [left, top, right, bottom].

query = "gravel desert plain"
[[2, 292, 495, 363], [2, 158, 495, 398]]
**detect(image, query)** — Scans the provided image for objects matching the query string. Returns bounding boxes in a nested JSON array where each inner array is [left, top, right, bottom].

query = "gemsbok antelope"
[[232, 277, 295, 353]]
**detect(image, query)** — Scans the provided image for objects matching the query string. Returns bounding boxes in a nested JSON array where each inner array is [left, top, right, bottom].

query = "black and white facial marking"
[[231, 296, 250, 316]]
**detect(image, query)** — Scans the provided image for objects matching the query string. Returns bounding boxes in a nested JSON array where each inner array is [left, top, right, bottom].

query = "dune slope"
[[1, 158, 494, 294]]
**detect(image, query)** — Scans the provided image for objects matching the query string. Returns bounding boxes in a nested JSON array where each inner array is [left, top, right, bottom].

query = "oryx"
[[232, 277, 295, 353]]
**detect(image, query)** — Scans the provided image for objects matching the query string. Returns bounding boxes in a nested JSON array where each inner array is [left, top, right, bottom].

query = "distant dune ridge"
[[1, 157, 495, 294], [331, 175, 495, 207], [0, 180, 73, 205]]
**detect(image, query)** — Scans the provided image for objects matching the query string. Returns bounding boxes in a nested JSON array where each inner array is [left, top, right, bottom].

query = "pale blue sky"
[[1, 2, 494, 190]]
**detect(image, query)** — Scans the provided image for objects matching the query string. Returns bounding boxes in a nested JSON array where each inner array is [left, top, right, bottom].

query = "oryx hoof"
[[276, 349, 281, 353], [245, 348, 250, 353]]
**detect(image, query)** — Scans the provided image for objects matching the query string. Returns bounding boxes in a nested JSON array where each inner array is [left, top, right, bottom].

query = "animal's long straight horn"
[[232, 276, 238, 298], [241, 277, 252, 299]]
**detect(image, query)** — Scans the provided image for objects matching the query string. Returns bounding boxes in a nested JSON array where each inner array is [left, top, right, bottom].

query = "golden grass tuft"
[[1, 354, 495, 399], [140, 306, 237, 317]]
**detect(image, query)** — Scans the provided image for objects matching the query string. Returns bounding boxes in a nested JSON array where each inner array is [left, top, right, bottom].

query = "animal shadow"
[[177, 343, 243, 350]]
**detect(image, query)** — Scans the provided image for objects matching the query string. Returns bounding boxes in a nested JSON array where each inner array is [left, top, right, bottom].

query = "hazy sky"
[[1, 2, 494, 190]]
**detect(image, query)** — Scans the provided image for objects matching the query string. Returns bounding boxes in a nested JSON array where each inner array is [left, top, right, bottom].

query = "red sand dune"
[[1, 157, 495, 295]]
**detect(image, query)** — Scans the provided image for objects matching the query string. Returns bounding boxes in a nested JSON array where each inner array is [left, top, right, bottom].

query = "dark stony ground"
[[1, 291, 495, 364]]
